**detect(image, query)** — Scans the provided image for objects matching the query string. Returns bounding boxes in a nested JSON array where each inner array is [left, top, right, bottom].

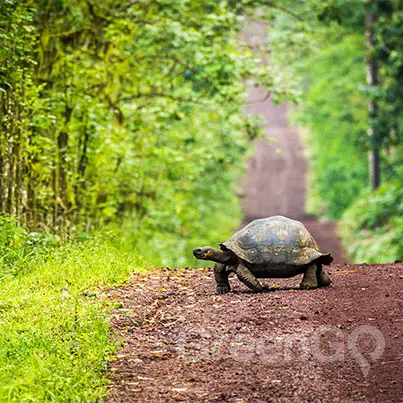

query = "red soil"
[[106, 264, 403, 402]]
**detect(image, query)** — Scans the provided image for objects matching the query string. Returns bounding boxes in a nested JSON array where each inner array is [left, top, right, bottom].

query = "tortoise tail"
[[320, 253, 334, 265]]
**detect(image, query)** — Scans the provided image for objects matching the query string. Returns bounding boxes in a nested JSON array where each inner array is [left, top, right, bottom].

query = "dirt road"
[[241, 99, 347, 264], [107, 264, 403, 402], [242, 20, 346, 264], [106, 103, 403, 403]]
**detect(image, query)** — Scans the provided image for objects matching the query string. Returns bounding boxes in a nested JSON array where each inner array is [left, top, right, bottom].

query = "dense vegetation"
[[0, 1, 291, 400], [269, 0, 402, 261], [0, 0, 402, 401], [1, 0, 286, 266]]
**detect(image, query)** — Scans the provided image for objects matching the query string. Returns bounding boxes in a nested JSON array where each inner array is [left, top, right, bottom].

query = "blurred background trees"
[[1, 0, 290, 264], [268, 0, 402, 261], [0, 0, 402, 264]]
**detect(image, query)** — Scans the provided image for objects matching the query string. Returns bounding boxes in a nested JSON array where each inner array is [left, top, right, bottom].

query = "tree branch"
[[266, 1, 303, 21], [121, 92, 208, 105]]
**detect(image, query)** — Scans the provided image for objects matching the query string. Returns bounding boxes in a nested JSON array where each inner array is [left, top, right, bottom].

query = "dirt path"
[[107, 264, 403, 402], [241, 99, 347, 264], [242, 26, 347, 263], [241, 20, 347, 264]]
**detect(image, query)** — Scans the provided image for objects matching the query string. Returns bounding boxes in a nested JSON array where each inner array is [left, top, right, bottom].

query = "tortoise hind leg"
[[317, 264, 332, 287], [214, 263, 231, 294], [230, 263, 264, 292], [299, 263, 319, 289]]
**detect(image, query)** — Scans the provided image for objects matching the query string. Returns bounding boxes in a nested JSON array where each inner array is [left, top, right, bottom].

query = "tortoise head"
[[193, 246, 215, 260], [193, 245, 236, 264]]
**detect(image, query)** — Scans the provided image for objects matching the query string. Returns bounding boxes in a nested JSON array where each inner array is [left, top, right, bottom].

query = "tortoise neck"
[[211, 249, 237, 264]]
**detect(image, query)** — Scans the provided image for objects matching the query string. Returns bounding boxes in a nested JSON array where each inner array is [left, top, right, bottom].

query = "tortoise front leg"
[[230, 263, 264, 292], [214, 263, 231, 294]]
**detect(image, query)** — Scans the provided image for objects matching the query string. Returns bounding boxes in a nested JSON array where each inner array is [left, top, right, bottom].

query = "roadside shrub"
[[340, 181, 403, 262], [0, 216, 60, 280]]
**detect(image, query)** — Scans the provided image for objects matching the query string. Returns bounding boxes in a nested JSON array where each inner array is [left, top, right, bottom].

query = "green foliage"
[[296, 34, 369, 219], [267, 6, 370, 219], [109, 109, 249, 266], [340, 181, 403, 263], [369, 0, 403, 148], [0, 216, 62, 277], [0, 222, 147, 402], [269, 1, 402, 263], [1, 0, 288, 236]]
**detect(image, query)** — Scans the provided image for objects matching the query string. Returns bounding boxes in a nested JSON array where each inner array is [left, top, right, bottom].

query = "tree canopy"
[[267, 0, 402, 261], [1, 0, 402, 264], [1, 0, 293, 264]]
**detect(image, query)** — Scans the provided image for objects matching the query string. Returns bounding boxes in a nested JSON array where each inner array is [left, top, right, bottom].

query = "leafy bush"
[[0, 216, 61, 280], [105, 109, 247, 267], [340, 181, 403, 262], [114, 185, 242, 267], [343, 181, 403, 229]]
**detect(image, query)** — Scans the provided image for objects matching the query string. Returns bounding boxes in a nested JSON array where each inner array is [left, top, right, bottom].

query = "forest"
[[0, 0, 402, 401]]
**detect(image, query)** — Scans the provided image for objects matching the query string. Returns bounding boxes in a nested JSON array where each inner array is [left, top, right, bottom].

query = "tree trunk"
[[56, 103, 73, 230], [14, 84, 23, 222], [75, 116, 90, 226], [0, 92, 5, 212], [6, 91, 15, 215], [365, 6, 380, 190]]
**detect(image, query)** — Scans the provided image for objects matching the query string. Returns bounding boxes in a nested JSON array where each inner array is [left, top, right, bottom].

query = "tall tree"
[[365, 1, 380, 189]]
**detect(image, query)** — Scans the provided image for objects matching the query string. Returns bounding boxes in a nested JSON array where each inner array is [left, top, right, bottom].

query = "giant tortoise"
[[193, 215, 333, 294]]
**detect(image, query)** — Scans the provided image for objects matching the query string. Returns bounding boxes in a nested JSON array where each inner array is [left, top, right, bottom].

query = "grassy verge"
[[0, 219, 148, 402], [0, 203, 242, 401]]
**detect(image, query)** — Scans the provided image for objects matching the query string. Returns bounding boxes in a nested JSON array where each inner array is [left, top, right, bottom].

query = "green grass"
[[0, 202, 242, 401], [0, 238, 148, 402], [0, 179, 244, 401]]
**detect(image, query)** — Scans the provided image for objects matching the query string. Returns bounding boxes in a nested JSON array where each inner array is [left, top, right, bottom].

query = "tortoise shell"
[[221, 216, 333, 266]]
